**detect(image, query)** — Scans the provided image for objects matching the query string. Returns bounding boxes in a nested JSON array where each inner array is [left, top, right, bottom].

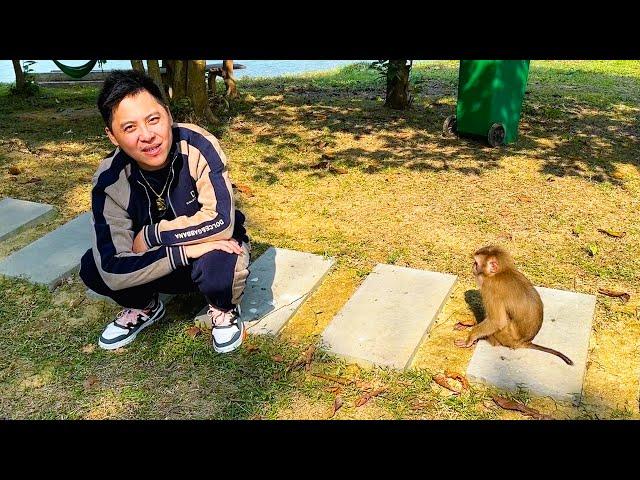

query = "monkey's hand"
[[454, 337, 476, 348]]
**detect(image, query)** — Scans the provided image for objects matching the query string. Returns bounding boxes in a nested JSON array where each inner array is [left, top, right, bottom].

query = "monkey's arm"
[[455, 304, 509, 348]]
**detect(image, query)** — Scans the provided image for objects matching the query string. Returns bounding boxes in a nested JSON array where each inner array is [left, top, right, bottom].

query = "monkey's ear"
[[488, 258, 499, 274]]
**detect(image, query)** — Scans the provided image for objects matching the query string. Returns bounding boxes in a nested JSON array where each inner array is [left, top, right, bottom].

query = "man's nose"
[[139, 125, 155, 142]]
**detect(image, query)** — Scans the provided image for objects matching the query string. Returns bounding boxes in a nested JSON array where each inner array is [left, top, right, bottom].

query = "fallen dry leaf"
[[355, 380, 372, 390], [433, 373, 462, 394], [311, 160, 329, 170], [324, 386, 343, 394], [310, 159, 347, 175], [597, 288, 630, 303], [304, 345, 316, 371], [329, 165, 347, 174], [492, 396, 551, 420], [354, 387, 387, 407], [245, 344, 260, 353], [312, 372, 353, 385], [233, 183, 255, 197], [597, 228, 626, 238], [186, 326, 201, 339], [410, 399, 433, 411], [83, 375, 99, 390], [516, 195, 532, 203], [272, 354, 284, 362], [8, 166, 22, 175], [330, 395, 344, 418], [287, 344, 316, 373], [81, 344, 96, 354], [444, 370, 470, 390], [70, 297, 86, 309]]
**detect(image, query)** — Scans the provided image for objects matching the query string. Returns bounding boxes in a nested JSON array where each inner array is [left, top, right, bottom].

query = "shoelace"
[[207, 306, 235, 327], [115, 304, 153, 328]]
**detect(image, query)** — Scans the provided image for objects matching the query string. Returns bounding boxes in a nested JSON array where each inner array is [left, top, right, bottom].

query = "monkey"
[[455, 245, 573, 366]]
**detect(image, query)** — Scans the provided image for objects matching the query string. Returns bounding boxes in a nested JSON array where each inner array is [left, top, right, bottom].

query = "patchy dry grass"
[[1, 61, 639, 419]]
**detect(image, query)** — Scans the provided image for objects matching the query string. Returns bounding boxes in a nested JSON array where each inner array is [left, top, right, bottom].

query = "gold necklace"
[[139, 168, 171, 213]]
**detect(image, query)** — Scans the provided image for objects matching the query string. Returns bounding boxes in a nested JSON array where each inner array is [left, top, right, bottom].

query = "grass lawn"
[[1, 60, 639, 419]]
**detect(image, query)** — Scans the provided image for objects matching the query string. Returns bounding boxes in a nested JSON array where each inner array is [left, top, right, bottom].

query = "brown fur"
[[455, 246, 573, 365]]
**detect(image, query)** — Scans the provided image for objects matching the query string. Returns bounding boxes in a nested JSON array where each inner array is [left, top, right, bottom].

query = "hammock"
[[52, 60, 98, 79]]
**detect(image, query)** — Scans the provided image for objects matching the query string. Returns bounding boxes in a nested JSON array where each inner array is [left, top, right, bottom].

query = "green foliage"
[[10, 60, 40, 96], [369, 60, 413, 83], [369, 59, 390, 78], [168, 97, 194, 122]]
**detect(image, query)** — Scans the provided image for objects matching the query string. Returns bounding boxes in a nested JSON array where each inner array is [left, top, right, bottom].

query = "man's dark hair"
[[97, 69, 167, 130]]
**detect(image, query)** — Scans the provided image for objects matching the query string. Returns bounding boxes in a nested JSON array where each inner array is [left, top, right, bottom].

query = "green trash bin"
[[443, 60, 530, 147]]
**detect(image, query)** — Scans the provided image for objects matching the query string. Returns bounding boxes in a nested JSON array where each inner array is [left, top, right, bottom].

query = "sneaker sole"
[[213, 326, 247, 354], [98, 301, 166, 350]]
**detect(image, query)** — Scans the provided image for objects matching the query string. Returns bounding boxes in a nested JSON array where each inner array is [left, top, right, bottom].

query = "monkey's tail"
[[527, 343, 574, 365]]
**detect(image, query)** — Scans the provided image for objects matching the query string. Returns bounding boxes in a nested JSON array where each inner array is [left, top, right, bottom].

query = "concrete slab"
[[466, 286, 596, 404], [0, 212, 92, 289], [321, 263, 458, 370], [194, 247, 335, 335], [0, 197, 56, 242]]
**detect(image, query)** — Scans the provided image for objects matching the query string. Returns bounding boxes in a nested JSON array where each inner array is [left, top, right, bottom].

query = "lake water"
[[0, 60, 365, 84]]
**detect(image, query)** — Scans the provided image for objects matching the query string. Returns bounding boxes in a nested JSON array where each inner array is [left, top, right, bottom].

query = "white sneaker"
[[98, 297, 165, 350], [208, 305, 245, 354]]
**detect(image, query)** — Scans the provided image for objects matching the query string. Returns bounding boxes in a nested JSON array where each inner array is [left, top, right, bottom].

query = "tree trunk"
[[12, 60, 25, 90], [222, 60, 238, 98], [131, 60, 145, 73], [168, 60, 187, 101], [385, 60, 412, 110], [147, 60, 168, 103], [187, 60, 216, 123]]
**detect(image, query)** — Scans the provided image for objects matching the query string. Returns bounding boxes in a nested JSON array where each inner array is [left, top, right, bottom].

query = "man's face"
[[106, 90, 173, 171]]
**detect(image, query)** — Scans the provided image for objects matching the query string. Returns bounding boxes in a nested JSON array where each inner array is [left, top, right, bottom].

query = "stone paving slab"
[[0, 212, 92, 289], [0, 197, 56, 242], [194, 247, 335, 335], [466, 286, 596, 404], [321, 263, 458, 370]]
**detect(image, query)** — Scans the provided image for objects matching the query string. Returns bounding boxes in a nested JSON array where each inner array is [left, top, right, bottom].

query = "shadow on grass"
[[464, 289, 484, 324]]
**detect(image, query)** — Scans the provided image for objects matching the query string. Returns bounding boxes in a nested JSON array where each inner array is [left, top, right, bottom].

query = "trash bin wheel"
[[488, 123, 506, 147], [443, 115, 457, 137]]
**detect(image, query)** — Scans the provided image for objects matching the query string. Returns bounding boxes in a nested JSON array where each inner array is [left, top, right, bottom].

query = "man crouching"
[[80, 69, 250, 353]]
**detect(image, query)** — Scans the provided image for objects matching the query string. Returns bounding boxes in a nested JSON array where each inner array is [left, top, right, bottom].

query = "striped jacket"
[[90, 123, 248, 291]]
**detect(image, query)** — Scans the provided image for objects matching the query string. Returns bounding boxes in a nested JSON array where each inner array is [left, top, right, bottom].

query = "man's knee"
[[79, 249, 108, 293], [194, 250, 235, 292], [79, 250, 96, 285]]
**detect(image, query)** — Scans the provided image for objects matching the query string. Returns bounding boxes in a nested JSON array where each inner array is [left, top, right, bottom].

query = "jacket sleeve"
[[91, 182, 189, 291], [141, 131, 236, 248]]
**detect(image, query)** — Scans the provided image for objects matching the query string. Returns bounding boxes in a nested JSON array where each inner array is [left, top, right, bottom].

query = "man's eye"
[[124, 125, 134, 133], [149, 117, 159, 124]]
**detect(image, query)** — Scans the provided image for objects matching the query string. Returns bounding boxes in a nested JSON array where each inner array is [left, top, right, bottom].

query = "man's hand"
[[185, 240, 243, 259], [132, 230, 148, 254]]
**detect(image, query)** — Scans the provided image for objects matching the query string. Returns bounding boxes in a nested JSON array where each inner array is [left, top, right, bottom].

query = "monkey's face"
[[472, 256, 481, 276], [473, 255, 498, 281]]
